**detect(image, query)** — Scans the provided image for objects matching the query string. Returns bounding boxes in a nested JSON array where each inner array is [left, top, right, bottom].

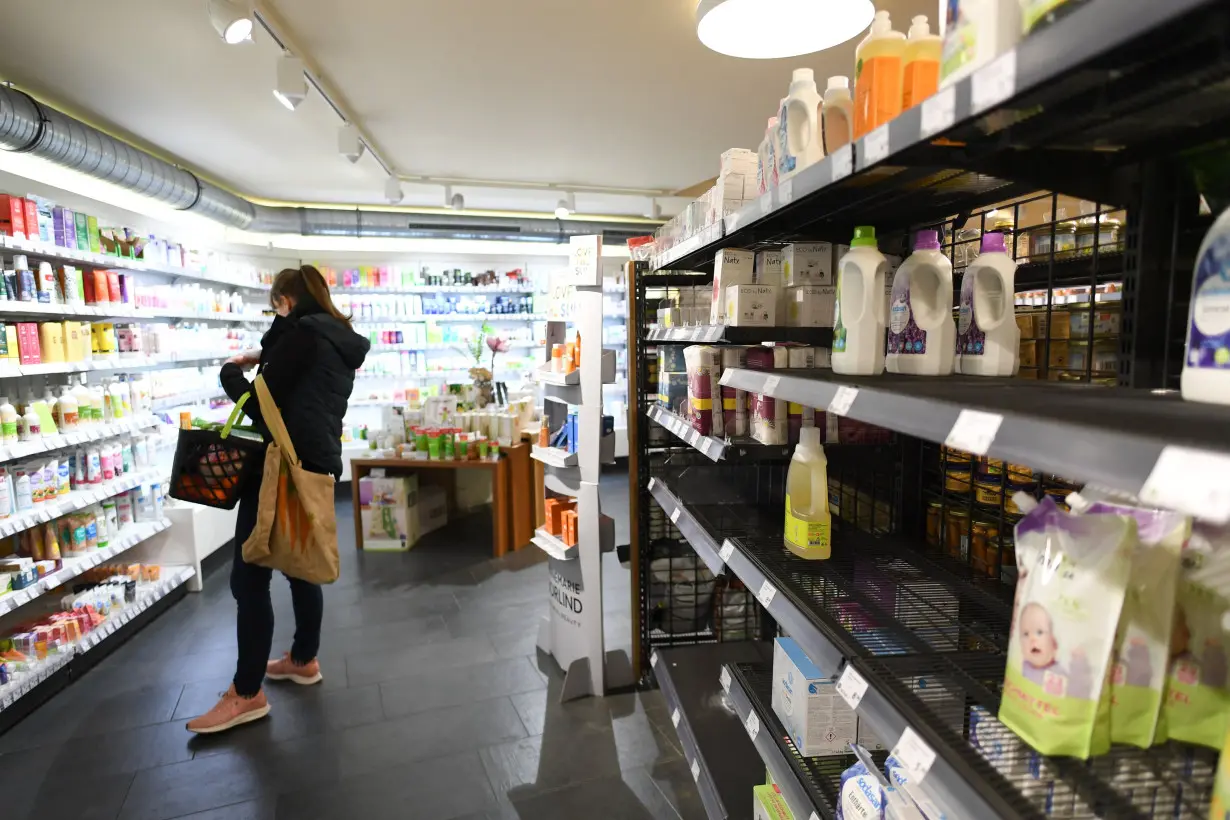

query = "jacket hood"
[[298, 313, 370, 369]]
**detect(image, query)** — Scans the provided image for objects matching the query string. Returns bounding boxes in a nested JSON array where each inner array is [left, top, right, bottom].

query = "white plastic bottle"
[[72, 377, 92, 426], [20, 388, 40, 442], [832, 226, 890, 376], [822, 76, 854, 153], [89, 382, 106, 425], [782, 68, 825, 178], [784, 427, 831, 560], [887, 229, 956, 375], [957, 232, 1020, 376], [0, 397, 17, 444], [1181, 206, 1230, 405], [58, 384, 78, 432]]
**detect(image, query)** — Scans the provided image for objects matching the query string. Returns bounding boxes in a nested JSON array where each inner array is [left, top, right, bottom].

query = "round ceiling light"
[[207, 0, 253, 45], [695, 0, 874, 59]]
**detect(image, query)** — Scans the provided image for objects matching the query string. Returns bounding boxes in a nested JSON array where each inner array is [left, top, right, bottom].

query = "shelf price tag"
[[762, 375, 781, 396], [745, 711, 760, 741], [758, 193, 772, 217], [827, 386, 859, 417], [809, 814, 821, 820], [921, 86, 957, 138], [718, 541, 735, 564], [647, 478, 656, 492], [892, 727, 937, 784], [690, 759, 701, 782], [650, 650, 659, 668], [671, 708, 681, 728], [1141, 446, 1230, 524], [837, 666, 869, 709], [669, 508, 681, 525], [700, 437, 716, 459], [830, 145, 853, 181], [778, 179, 793, 206], [944, 409, 1004, 456], [719, 667, 732, 693], [757, 580, 777, 609], [863, 125, 890, 166], [972, 50, 1018, 115]]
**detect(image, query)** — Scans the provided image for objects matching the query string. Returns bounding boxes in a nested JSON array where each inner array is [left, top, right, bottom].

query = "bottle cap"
[[908, 15, 931, 38], [981, 231, 1007, 254], [914, 229, 941, 251], [799, 427, 822, 449], [870, 9, 892, 34], [792, 68, 815, 84], [851, 226, 878, 248], [826, 76, 849, 91]]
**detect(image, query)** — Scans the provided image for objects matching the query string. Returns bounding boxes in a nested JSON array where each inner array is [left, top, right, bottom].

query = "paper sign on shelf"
[[944, 409, 1003, 456], [828, 386, 858, 417], [837, 666, 869, 709], [690, 759, 701, 782], [671, 708, 681, 728], [670, 508, 681, 525], [745, 711, 760, 741], [921, 87, 957, 139], [647, 478, 656, 491], [762, 375, 781, 395], [1141, 446, 1230, 524], [831, 145, 853, 181], [650, 650, 659, 668], [719, 666, 732, 693], [972, 50, 1018, 115], [568, 235, 601, 286], [757, 580, 776, 609], [863, 125, 890, 165], [893, 726, 937, 783], [718, 542, 735, 563]]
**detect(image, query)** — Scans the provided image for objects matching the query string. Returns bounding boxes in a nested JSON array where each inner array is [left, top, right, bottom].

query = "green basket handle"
[[220, 393, 251, 439]]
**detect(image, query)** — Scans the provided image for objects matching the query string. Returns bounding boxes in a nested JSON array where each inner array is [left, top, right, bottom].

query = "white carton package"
[[358, 475, 420, 551], [711, 248, 756, 324], [756, 249, 788, 319], [786, 285, 837, 328], [410, 484, 448, 540], [783, 242, 834, 286], [771, 637, 857, 756], [725, 284, 778, 327]]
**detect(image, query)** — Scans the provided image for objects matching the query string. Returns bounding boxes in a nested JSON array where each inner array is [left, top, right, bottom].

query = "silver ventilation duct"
[[0, 86, 653, 243]]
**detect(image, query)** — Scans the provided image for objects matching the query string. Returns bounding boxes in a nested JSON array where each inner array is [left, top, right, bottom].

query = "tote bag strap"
[[219, 392, 250, 439], [253, 374, 302, 467]]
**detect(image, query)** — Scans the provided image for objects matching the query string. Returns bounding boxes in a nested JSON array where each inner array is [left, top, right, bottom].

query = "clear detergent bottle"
[[784, 427, 831, 560]]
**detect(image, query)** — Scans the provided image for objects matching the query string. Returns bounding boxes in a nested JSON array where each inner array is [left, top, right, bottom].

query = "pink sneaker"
[[186, 685, 270, 734], [266, 652, 323, 685]]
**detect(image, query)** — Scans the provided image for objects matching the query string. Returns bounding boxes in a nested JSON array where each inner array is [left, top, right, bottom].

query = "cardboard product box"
[[1015, 313, 1039, 339], [752, 785, 793, 820], [719, 148, 758, 179], [74, 212, 89, 251], [782, 243, 833, 287], [726, 284, 778, 327], [16, 322, 40, 365], [562, 510, 578, 546], [22, 199, 40, 243], [1018, 339, 1038, 368], [658, 371, 690, 415], [86, 215, 101, 253], [711, 248, 756, 324], [1048, 340, 1072, 370], [786, 285, 836, 328], [410, 484, 448, 540], [771, 637, 857, 756], [358, 474, 419, 551], [1043, 310, 1071, 339], [0, 195, 26, 239], [544, 499, 562, 535]]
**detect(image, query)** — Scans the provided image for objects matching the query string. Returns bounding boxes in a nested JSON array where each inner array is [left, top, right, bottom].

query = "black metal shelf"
[[652, 643, 771, 820], [721, 367, 1230, 524], [645, 326, 833, 346], [647, 404, 793, 465], [651, 0, 1230, 271]]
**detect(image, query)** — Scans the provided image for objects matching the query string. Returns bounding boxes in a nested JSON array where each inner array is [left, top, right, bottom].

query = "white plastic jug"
[[782, 68, 824, 178], [957, 231, 1020, 376], [1181, 205, 1230, 405], [832, 226, 889, 376], [887, 229, 955, 375], [784, 427, 831, 561], [822, 76, 853, 153]]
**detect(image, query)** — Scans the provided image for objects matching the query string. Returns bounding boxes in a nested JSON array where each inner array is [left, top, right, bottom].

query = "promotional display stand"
[[532, 236, 631, 701]]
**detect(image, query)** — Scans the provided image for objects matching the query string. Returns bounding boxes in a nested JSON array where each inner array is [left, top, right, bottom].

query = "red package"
[[0, 195, 26, 239]]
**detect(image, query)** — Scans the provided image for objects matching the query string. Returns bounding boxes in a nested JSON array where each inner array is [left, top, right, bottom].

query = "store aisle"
[[0, 479, 702, 820]]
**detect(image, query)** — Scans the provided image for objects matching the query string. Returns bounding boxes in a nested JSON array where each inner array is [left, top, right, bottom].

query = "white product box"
[[720, 148, 758, 178], [771, 637, 857, 756], [725, 284, 778, 327], [715, 174, 746, 211], [711, 248, 756, 324], [754, 250, 784, 285], [783, 242, 833, 287], [786, 285, 837, 328], [359, 475, 420, 551], [410, 484, 448, 539]]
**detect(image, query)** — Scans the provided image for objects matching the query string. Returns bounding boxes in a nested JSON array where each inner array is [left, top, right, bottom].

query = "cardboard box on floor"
[[413, 485, 448, 540], [358, 474, 420, 551]]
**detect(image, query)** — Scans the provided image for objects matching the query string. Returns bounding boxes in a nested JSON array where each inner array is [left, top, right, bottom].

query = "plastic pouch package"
[[838, 744, 924, 820], [999, 497, 1134, 758], [1085, 501, 1189, 748]]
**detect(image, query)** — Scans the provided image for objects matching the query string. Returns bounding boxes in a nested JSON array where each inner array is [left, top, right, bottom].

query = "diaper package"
[[683, 345, 723, 436], [999, 497, 1134, 758], [1163, 529, 1230, 749], [1086, 501, 1188, 748]]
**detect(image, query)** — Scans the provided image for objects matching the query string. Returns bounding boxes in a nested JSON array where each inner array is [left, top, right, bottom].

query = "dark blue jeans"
[[230, 477, 323, 696]]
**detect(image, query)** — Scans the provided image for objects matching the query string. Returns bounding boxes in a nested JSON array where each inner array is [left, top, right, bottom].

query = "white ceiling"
[[0, 0, 933, 217]]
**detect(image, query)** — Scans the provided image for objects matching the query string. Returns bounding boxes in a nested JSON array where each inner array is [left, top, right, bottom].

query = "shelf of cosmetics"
[[0, 192, 272, 289], [0, 253, 265, 322], [336, 291, 539, 321], [0, 564, 194, 711], [654, 1, 1094, 255], [356, 350, 536, 384], [359, 396, 536, 456], [317, 264, 532, 291]]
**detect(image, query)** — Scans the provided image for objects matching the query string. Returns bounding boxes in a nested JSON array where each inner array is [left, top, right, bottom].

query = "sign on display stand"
[[535, 236, 633, 701]]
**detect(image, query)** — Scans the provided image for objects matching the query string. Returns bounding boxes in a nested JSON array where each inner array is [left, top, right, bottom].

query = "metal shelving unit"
[[629, 2, 1230, 818]]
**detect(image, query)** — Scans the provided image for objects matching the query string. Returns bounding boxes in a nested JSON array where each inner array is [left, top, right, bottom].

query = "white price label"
[[757, 580, 776, 609], [719, 541, 735, 564], [670, 508, 681, 525], [920, 86, 957, 138], [650, 650, 659, 668], [700, 437, 715, 458], [809, 814, 821, 820], [863, 125, 890, 165], [971, 50, 1018, 115], [827, 386, 859, 417], [690, 759, 701, 782], [745, 711, 760, 741], [762, 375, 780, 395], [719, 666, 732, 693], [893, 727, 937, 783], [648, 477, 656, 492], [944, 409, 1004, 456], [758, 193, 772, 217], [1141, 446, 1230, 524], [778, 178, 793, 205], [837, 666, 869, 709], [830, 145, 853, 181], [671, 708, 681, 728]]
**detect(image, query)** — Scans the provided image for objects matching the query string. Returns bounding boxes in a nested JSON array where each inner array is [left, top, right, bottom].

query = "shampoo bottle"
[[784, 427, 831, 560], [782, 68, 825, 178], [832, 226, 889, 376], [853, 10, 906, 139], [20, 388, 40, 441], [1181, 206, 1230, 405], [957, 232, 1020, 376], [58, 384, 78, 432], [887, 229, 955, 375], [822, 76, 854, 153], [0, 397, 16, 444], [902, 15, 941, 109]]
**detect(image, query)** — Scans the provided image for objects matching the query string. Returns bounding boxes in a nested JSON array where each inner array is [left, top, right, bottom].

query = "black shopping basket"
[[168, 393, 265, 509]]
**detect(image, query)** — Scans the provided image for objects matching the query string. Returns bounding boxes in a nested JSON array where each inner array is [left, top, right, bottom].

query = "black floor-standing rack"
[[626, 1, 1230, 818]]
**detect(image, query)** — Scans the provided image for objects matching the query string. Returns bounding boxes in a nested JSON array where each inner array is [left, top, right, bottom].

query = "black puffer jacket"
[[220, 302, 369, 478]]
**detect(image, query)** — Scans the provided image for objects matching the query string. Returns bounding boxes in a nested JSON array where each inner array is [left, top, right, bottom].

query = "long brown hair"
[[270, 265, 351, 330]]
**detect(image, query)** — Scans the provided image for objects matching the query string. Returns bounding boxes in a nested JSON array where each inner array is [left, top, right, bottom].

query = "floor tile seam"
[[375, 677, 546, 719]]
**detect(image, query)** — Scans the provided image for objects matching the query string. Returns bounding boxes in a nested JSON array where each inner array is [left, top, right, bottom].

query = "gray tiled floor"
[[0, 471, 703, 820]]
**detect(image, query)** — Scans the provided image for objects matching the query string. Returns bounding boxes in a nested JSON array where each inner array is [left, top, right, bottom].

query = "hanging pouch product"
[[1086, 502, 1188, 748], [999, 497, 1134, 758], [1162, 528, 1230, 749]]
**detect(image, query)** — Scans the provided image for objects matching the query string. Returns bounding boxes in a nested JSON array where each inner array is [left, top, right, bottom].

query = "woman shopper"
[[187, 265, 369, 734]]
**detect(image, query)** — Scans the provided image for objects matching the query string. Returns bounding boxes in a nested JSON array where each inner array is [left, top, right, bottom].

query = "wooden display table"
[[350, 441, 538, 557]]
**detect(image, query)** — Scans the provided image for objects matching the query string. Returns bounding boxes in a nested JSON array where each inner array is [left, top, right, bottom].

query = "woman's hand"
[[226, 350, 260, 369]]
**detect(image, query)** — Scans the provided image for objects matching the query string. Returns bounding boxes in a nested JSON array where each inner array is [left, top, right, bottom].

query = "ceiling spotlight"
[[695, 0, 873, 59], [273, 55, 307, 111], [207, 0, 253, 44], [338, 124, 364, 163], [385, 176, 404, 204], [554, 192, 576, 219]]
